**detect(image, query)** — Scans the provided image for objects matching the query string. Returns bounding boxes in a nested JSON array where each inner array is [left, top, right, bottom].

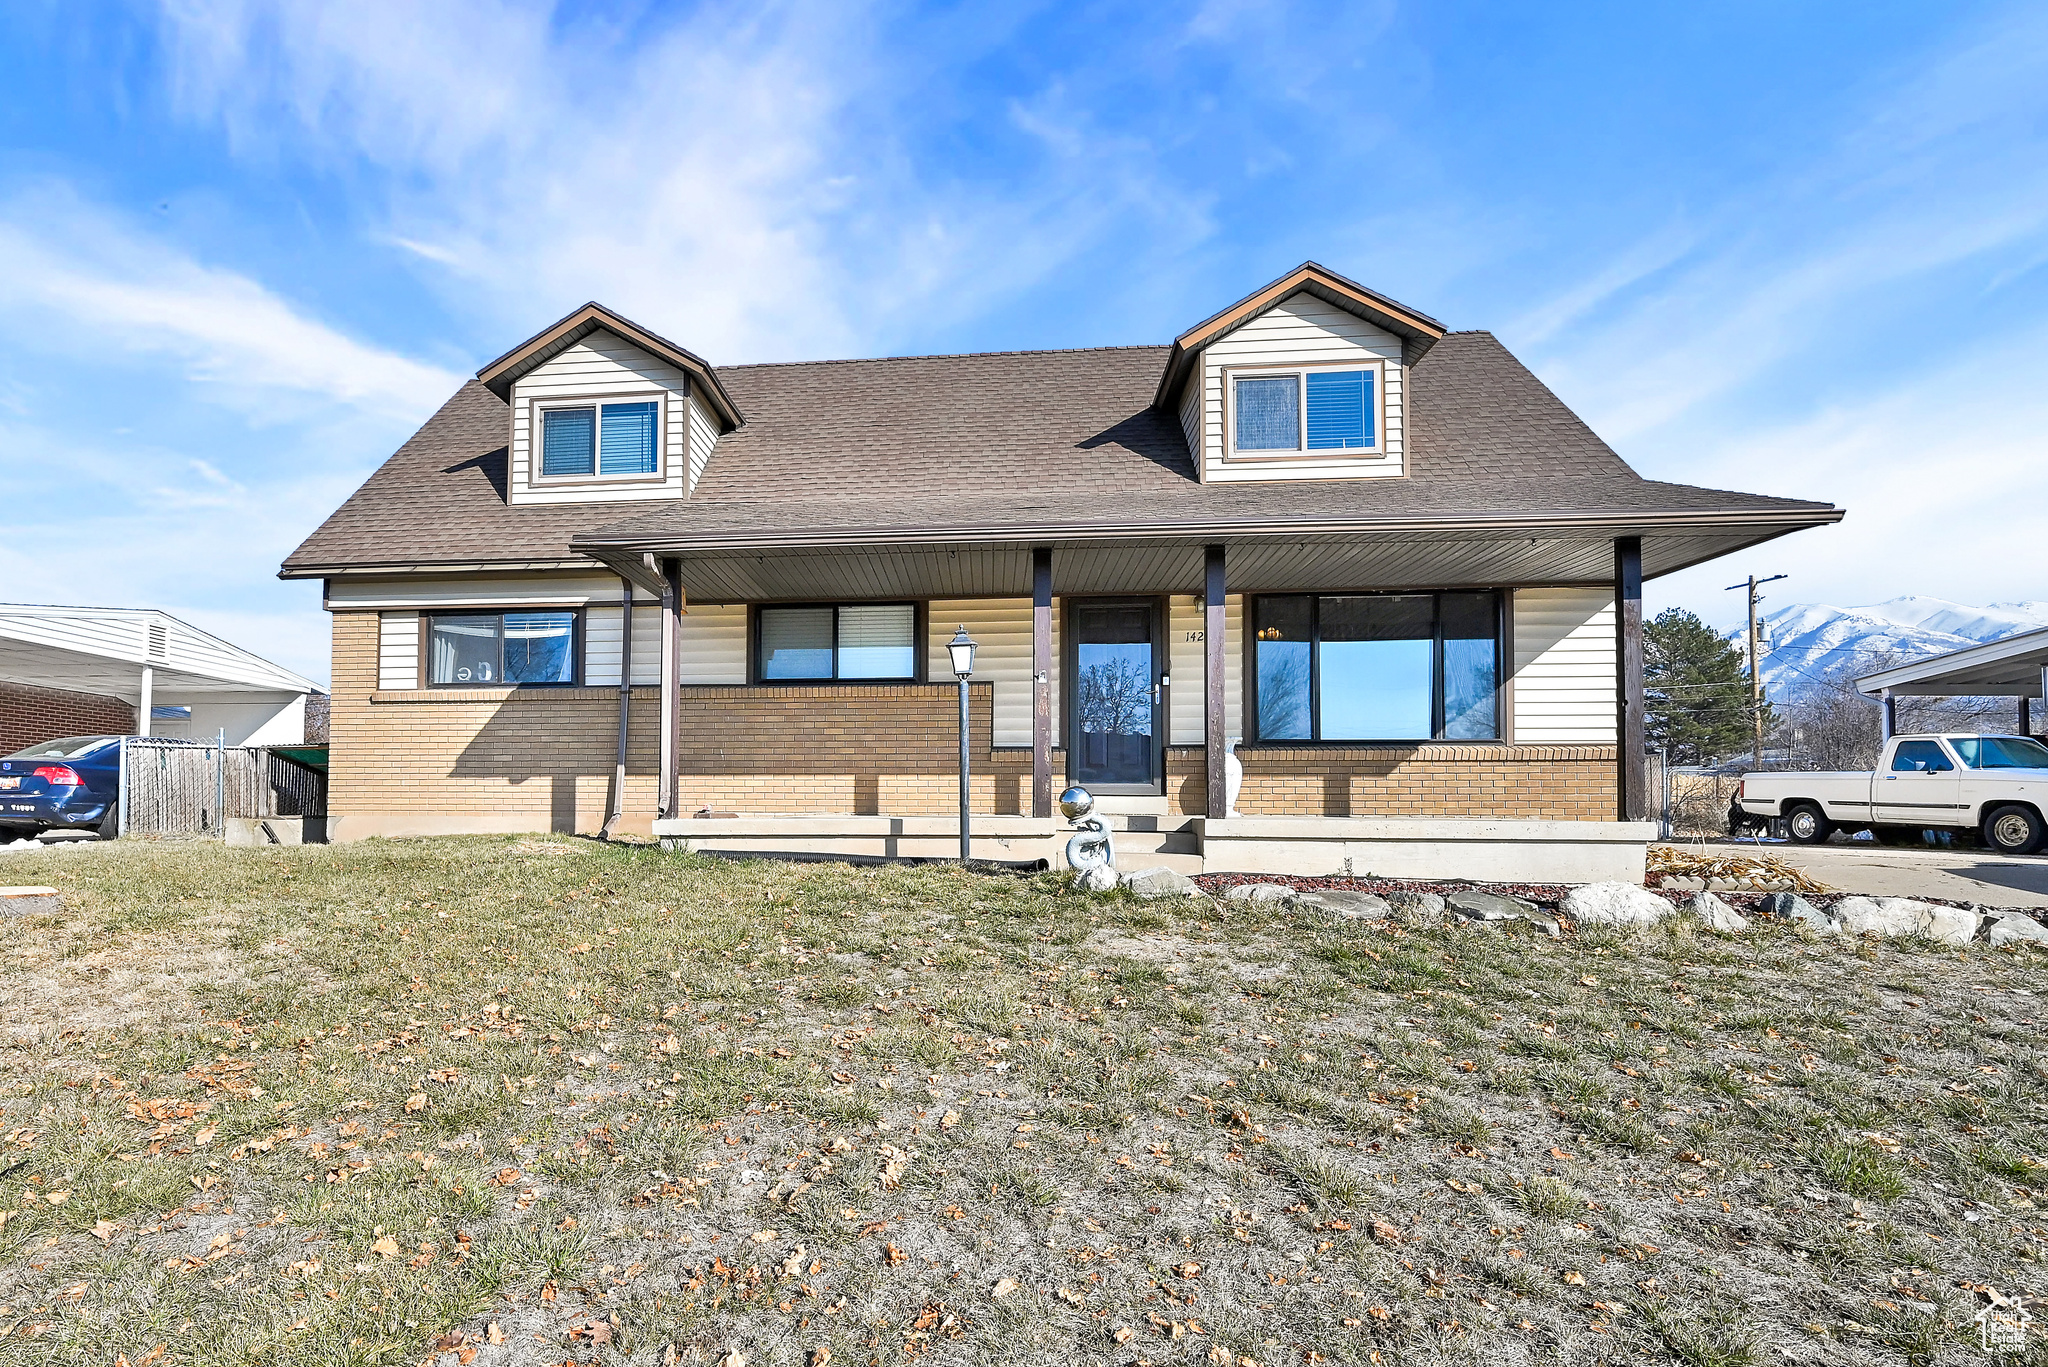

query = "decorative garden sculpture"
[[1060, 786, 1118, 892]]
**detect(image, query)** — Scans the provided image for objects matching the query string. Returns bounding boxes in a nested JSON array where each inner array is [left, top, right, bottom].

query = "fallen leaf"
[[719, 1352, 748, 1367], [1563, 1270, 1586, 1286], [92, 1219, 118, 1243], [1579, 976, 1599, 987], [1112, 1326, 1134, 1344], [1550, 1147, 1574, 1161], [751, 1228, 777, 1243], [60, 1282, 87, 1302], [404, 1093, 428, 1114], [809, 1350, 833, 1367], [939, 1111, 960, 1129], [779, 1247, 807, 1277], [1176, 1261, 1202, 1279], [883, 1242, 906, 1266], [486, 1323, 506, 1345], [992, 1276, 1020, 1297], [1056, 1287, 1086, 1306], [1368, 1306, 1392, 1321], [371, 1236, 401, 1258], [1369, 1219, 1402, 1246]]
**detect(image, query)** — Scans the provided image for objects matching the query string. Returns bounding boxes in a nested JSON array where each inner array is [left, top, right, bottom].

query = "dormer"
[[478, 302, 743, 505], [1154, 262, 1445, 483]]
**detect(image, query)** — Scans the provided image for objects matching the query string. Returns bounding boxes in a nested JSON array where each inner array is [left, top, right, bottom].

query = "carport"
[[0, 603, 318, 748], [1858, 625, 2048, 739]]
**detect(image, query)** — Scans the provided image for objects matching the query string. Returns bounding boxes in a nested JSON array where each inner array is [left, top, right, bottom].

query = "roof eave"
[[279, 556, 601, 581], [572, 503, 1844, 557], [476, 302, 746, 431], [1152, 262, 1450, 410]]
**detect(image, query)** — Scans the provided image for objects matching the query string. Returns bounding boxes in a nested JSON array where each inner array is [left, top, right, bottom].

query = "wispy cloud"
[[1519, 5, 2048, 446], [0, 184, 460, 419]]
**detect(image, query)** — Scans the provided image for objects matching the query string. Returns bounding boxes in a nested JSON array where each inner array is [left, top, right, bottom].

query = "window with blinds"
[[538, 399, 660, 479], [1229, 365, 1378, 458], [758, 604, 918, 681]]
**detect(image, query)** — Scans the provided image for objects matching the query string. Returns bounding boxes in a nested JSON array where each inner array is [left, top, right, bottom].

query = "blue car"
[[0, 735, 122, 840]]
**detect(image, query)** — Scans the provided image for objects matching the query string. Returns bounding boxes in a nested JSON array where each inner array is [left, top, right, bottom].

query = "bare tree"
[[1770, 650, 2029, 772], [1078, 655, 1152, 736]]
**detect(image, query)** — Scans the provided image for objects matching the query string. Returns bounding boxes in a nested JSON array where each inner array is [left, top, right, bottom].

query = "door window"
[[1889, 741, 1953, 772], [1072, 602, 1156, 790]]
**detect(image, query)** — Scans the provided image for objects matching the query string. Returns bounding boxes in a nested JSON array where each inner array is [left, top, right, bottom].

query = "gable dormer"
[[478, 302, 743, 506], [1155, 262, 1445, 483]]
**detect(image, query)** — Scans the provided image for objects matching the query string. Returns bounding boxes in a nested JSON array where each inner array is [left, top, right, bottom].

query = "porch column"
[[1031, 547, 1053, 818], [1881, 689, 1896, 742], [1614, 537, 1647, 822], [1205, 544, 1228, 819], [659, 557, 682, 820], [137, 665, 154, 737], [2021, 695, 2030, 737], [600, 573, 633, 840]]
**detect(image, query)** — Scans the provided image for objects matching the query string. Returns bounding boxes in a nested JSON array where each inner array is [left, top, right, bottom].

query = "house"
[[281, 263, 1841, 878], [0, 603, 320, 753]]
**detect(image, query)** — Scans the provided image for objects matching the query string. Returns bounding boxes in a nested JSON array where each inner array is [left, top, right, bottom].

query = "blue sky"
[[3, 1, 2046, 686]]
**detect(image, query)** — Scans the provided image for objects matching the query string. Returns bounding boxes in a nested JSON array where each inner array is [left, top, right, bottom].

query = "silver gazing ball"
[[1058, 786, 1095, 821]]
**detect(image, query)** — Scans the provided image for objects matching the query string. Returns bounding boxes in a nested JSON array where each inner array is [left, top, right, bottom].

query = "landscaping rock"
[[1224, 882, 1295, 903], [1987, 912, 2048, 947], [1833, 896, 1981, 945], [1919, 904, 1981, 947], [1383, 890, 1446, 928], [1834, 896, 1927, 937], [1757, 891, 1840, 933], [1559, 882, 1673, 928], [1305, 889, 1392, 922], [1446, 889, 1558, 935], [1121, 866, 1199, 900], [1685, 891, 1748, 933]]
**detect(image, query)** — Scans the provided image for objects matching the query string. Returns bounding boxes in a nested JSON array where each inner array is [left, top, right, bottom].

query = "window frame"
[[423, 607, 584, 689], [1222, 359, 1385, 462], [1244, 590, 1505, 746], [749, 601, 926, 685], [529, 391, 668, 487]]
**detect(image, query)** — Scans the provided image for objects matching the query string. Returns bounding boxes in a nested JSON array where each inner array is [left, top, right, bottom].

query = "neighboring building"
[[0, 604, 319, 752], [282, 263, 1842, 877]]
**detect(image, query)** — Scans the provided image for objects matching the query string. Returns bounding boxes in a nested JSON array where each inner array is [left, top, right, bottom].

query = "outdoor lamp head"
[[947, 624, 977, 679]]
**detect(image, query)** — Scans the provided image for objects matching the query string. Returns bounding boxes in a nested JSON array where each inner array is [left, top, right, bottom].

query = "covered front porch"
[[569, 517, 1760, 880]]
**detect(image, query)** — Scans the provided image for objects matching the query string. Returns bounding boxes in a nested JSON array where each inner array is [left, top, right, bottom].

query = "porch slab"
[[652, 815, 1064, 864], [1194, 816, 1659, 884]]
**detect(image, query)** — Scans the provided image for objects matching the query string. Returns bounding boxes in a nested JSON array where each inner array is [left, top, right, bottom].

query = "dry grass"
[[0, 838, 2043, 1366]]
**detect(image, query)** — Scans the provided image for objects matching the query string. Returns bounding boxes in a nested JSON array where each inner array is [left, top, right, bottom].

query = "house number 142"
[[1183, 631, 1205, 641]]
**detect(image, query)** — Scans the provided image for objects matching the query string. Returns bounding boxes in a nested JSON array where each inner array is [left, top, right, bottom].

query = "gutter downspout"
[[600, 574, 633, 840]]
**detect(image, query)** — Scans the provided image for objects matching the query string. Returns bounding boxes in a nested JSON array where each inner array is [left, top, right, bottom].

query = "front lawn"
[[0, 838, 2043, 1366]]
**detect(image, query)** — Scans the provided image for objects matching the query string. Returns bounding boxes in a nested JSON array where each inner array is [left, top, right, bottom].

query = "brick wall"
[[0, 682, 135, 756], [329, 611, 1618, 832]]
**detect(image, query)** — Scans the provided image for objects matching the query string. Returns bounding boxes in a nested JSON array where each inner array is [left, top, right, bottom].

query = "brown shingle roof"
[[280, 329, 1834, 575]]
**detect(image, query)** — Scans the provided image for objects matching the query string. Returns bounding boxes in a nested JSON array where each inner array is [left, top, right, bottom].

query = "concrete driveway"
[[1700, 837, 2048, 909]]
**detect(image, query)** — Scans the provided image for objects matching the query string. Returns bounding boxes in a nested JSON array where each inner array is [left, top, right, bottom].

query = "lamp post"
[[948, 624, 978, 862]]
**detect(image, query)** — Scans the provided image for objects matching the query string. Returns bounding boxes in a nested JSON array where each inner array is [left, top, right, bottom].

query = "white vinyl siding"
[[1167, 595, 1243, 745], [584, 601, 746, 685], [687, 391, 720, 493], [508, 334, 691, 505], [925, 600, 1060, 748], [329, 574, 634, 610], [1197, 292, 1404, 482], [1511, 587, 1617, 743], [378, 612, 420, 690]]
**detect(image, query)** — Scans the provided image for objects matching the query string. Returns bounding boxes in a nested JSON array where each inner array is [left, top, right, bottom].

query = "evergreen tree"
[[1645, 607, 1763, 764]]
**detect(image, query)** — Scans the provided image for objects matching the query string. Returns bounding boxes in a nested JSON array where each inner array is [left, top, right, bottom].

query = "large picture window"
[[539, 399, 661, 478], [1230, 365, 1377, 456], [1252, 592, 1499, 742], [757, 604, 918, 681], [429, 612, 578, 686]]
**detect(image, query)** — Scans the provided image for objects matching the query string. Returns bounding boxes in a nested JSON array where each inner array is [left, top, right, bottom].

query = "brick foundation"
[[328, 612, 1620, 833], [0, 682, 135, 756]]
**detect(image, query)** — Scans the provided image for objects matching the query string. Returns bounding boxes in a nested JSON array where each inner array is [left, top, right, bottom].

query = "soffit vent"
[[147, 623, 168, 660]]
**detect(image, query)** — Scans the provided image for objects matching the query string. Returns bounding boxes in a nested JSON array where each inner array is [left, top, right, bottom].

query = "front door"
[[1069, 599, 1161, 793]]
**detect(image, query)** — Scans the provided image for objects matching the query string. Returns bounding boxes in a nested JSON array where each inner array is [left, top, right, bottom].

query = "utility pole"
[[1725, 573, 1788, 767]]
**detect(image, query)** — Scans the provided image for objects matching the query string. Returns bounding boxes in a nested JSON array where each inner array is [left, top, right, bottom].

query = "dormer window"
[[539, 399, 662, 480], [1227, 362, 1380, 459]]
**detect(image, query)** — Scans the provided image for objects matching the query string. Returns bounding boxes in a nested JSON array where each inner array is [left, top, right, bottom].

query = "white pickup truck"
[[1733, 733, 2048, 854]]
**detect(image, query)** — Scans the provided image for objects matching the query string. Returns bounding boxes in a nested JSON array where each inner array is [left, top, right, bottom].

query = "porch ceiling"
[[603, 524, 1793, 604]]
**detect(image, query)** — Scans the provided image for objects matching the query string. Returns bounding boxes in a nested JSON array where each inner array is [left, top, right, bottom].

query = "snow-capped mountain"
[[1757, 597, 2048, 697]]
